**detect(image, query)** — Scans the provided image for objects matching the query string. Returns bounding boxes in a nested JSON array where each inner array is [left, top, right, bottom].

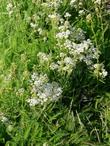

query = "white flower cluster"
[[48, 13, 59, 19], [93, 63, 108, 78], [6, 2, 15, 16], [16, 88, 25, 96], [56, 30, 71, 39], [41, 0, 62, 9], [30, 22, 37, 29], [56, 20, 70, 39], [50, 40, 99, 75], [49, 14, 101, 75], [37, 52, 52, 64], [56, 19, 85, 42], [70, 0, 85, 16], [70, 0, 83, 9], [66, 39, 99, 65], [79, 10, 85, 16], [50, 53, 75, 75], [70, 0, 77, 5], [27, 1, 107, 79], [64, 12, 71, 18], [0, 112, 8, 123], [27, 73, 62, 106], [92, 0, 101, 5]]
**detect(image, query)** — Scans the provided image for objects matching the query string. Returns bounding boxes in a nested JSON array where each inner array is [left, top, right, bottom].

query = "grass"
[[0, 0, 110, 145]]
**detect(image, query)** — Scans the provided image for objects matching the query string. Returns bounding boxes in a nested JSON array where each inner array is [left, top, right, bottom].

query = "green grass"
[[0, 0, 110, 145]]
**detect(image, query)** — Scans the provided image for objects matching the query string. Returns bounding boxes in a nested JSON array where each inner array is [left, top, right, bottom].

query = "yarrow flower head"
[[93, 0, 101, 5], [93, 63, 108, 78], [64, 12, 71, 18], [30, 22, 37, 29], [6, 2, 15, 16], [70, 0, 77, 5], [37, 52, 52, 64], [27, 72, 62, 106]]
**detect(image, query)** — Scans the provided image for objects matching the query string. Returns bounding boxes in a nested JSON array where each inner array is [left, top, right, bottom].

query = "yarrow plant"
[[27, 72, 62, 106], [26, 0, 108, 79]]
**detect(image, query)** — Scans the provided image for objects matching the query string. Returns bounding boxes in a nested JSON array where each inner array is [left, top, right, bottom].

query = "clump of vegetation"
[[0, 0, 110, 145]]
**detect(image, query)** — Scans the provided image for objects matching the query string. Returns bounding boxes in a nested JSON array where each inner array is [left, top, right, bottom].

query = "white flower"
[[51, 82, 62, 101], [83, 56, 92, 65], [94, 0, 101, 5], [48, 14, 57, 19], [102, 69, 108, 78], [31, 72, 37, 81], [1, 116, 8, 123], [6, 3, 13, 13], [27, 98, 40, 106], [59, 18, 64, 24], [64, 39, 73, 49], [64, 21, 70, 28], [56, 32, 65, 39], [70, 0, 77, 5], [34, 74, 48, 87], [34, 80, 43, 87], [39, 82, 62, 101], [6, 3, 16, 16], [60, 52, 66, 58], [31, 73, 48, 89], [27, 73, 62, 106], [30, 22, 37, 28], [86, 14, 92, 23], [64, 57, 74, 65], [93, 63, 107, 78], [56, 30, 71, 39], [65, 30, 71, 37], [93, 64, 99, 69], [79, 10, 85, 16], [37, 52, 51, 63], [37, 52, 52, 67], [38, 28, 43, 35], [75, 44, 84, 53], [6, 3, 13, 10], [50, 62, 59, 70], [72, 28, 85, 41], [64, 12, 71, 18], [58, 25, 65, 31]]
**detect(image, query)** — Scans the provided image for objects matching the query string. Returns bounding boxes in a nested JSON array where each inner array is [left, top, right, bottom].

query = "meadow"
[[0, 0, 110, 145]]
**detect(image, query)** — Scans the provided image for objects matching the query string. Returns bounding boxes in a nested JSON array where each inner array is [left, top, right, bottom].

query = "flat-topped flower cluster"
[[27, 73, 62, 106]]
